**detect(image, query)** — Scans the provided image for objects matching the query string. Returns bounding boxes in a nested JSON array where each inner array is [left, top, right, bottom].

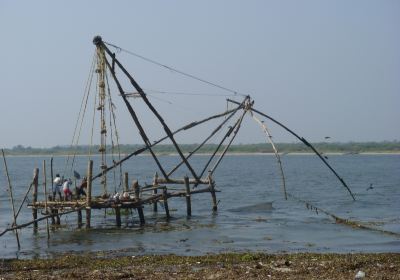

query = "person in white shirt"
[[53, 174, 63, 200]]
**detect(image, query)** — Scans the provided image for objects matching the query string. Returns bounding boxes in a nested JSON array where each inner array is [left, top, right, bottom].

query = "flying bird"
[[366, 183, 374, 191]]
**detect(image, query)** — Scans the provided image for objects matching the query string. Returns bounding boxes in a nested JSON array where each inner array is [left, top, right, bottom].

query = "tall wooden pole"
[[227, 98, 356, 201], [184, 176, 191, 217], [124, 172, 129, 192], [98, 37, 200, 182], [43, 160, 50, 239], [32, 168, 39, 230], [1, 149, 21, 249], [115, 207, 121, 227], [208, 172, 218, 212], [133, 180, 145, 225], [86, 160, 93, 228], [152, 172, 158, 212], [162, 187, 170, 220], [50, 157, 55, 224]]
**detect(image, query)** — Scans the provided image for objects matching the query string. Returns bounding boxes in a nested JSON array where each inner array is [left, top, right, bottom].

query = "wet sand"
[[1, 252, 399, 279]]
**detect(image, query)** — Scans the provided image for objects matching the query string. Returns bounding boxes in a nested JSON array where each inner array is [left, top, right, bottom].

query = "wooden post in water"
[[77, 210, 82, 228], [50, 157, 55, 225], [115, 207, 121, 227], [152, 172, 158, 212], [124, 172, 129, 192], [42, 160, 50, 239], [208, 172, 218, 212], [32, 168, 39, 230], [2, 149, 21, 249], [162, 187, 170, 220], [86, 160, 93, 229], [123, 172, 130, 216], [184, 176, 191, 217], [133, 180, 145, 225]]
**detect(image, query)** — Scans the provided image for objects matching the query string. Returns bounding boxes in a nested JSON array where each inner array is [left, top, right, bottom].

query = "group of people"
[[53, 174, 87, 201]]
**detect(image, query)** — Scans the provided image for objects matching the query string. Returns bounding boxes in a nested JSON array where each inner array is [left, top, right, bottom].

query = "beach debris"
[[355, 270, 365, 279]]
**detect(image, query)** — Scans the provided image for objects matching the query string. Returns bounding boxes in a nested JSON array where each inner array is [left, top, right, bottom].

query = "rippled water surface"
[[0, 154, 399, 258]]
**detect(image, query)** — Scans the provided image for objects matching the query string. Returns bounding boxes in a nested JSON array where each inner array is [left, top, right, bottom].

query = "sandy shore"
[[1, 252, 399, 279]]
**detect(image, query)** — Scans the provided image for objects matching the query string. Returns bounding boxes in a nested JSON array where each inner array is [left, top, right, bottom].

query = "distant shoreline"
[[3, 142, 399, 157], [3, 151, 400, 157]]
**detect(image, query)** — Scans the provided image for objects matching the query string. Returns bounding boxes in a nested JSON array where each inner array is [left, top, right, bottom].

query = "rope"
[[88, 71, 98, 160], [63, 52, 96, 178], [287, 193, 400, 238], [103, 41, 248, 97], [105, 71, 123, 193], [143, 88, 241, 97]]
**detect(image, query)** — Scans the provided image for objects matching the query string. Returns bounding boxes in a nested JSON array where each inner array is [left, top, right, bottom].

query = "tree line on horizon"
[[3, 141, 400, 155]]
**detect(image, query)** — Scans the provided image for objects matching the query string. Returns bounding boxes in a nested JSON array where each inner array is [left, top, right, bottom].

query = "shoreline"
[[1, 252, 399, 279], [3, 151, 400, 157]]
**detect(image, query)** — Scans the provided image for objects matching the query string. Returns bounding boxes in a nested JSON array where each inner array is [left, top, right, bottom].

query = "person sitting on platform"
[[53, 174, 63, 201], [62, 179, 73, 201], [76, 177, 87, 198]]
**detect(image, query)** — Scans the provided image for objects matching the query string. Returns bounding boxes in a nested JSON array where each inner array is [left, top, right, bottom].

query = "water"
[[0, 154, 399, 258]]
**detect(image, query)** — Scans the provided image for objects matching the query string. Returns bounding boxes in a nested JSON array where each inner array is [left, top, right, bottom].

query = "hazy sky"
[[0, 1, 399, 148]]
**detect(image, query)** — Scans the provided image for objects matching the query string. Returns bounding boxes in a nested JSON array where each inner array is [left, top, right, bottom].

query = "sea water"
[[0, 154, 399, 258]]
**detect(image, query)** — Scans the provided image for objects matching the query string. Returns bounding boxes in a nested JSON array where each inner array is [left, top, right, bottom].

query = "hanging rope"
[[105, 71, 123, 193], [103, 41, 247, 98], [143, 88, 241, 97], [63, 52, 96, 178], [251, 112, 287, 200], [88, 71, 98, 161]]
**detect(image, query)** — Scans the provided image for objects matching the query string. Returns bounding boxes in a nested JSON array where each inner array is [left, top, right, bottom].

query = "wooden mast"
[[95, 41, 108, 195]]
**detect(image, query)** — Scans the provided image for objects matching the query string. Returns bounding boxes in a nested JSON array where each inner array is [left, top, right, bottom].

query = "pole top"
[[93, 35, 103, 46]]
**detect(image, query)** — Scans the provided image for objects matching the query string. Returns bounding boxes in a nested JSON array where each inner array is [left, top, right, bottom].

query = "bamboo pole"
[[197, 104, 248, 180], [122, 172, 131, 215], [184, 176, 191, 217], [251, 112, 287, 200], [115, 207, 121, 227], [32, 167, 39, 230], [50, 157, 56, 224], [1, 149, 21, 249], [102, 55, 169, 180], [77, 210, 82, 228], [15, 181, 34, 220], [42, 160, 50, 239], [133, 180, 145, 225], [91, 107, 237, 181], [156, 178, 209, 185], [124, 172, 129, 192], [86, 160, 93, 228], [153, 172, 158, 212], [0, 208, 84, 237], [208, 173, 218, 212], [227, 98, 356, 201], [167, 97, 247, 177], [209, 107, 248, 176], [99, 40, 200, 182], [162, 187, 170, 220]]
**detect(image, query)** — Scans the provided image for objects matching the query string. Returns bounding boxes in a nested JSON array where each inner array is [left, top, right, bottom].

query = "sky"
[[0, 0, 399, 148]]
